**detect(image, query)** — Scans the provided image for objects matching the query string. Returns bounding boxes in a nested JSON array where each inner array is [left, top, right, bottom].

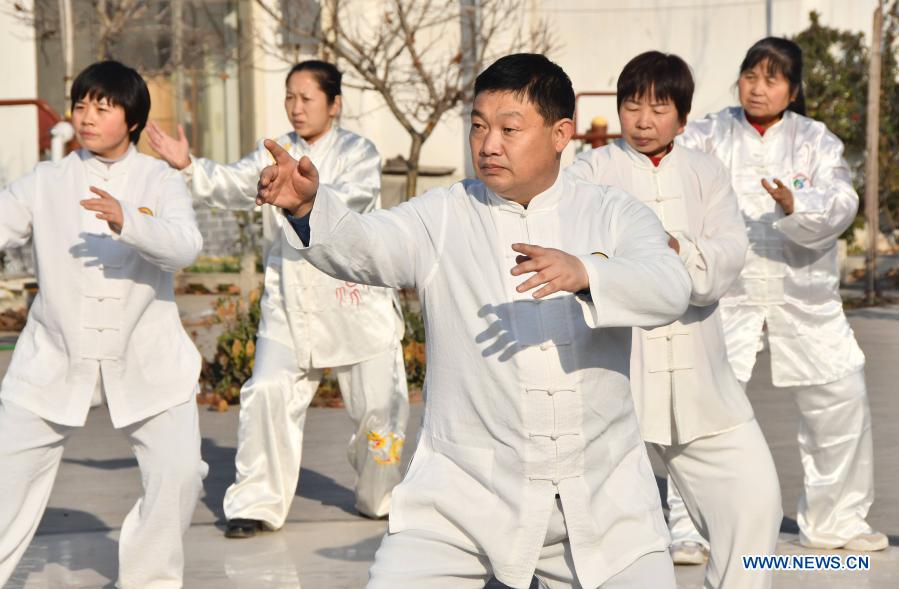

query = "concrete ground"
[[1, 299, 897, 588]]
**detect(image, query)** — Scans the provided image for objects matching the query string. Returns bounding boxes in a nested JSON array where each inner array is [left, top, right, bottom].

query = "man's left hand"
[[510, 243, 589, 299]]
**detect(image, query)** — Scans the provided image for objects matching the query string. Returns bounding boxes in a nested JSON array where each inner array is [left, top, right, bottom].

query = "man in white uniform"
[[0, 61, 205, 588], [147, 60, 408, 536], [568, 51, 782, 589], [257, 53, 692, 589]]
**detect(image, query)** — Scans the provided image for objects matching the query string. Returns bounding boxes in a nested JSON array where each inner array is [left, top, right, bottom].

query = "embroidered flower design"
[[791, 173, 811, 190], [367, 430, 405, 465]]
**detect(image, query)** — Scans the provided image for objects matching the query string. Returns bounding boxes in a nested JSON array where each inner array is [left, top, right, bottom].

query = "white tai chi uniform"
[[568, 140, 782, 588], [667, 106, 874, 549], [183, 127, 408, 523], [277, 171, 692, 588], [0, 147, 206, 588]]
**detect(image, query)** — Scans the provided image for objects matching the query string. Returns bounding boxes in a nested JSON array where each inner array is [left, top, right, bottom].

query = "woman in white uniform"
[[147, 60, 409, 537], [667, 37, 886, 554], [568, 51, 782, 589]]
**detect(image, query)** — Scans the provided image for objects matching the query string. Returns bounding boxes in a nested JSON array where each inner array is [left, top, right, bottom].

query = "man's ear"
[[553, 118, 575, 153]]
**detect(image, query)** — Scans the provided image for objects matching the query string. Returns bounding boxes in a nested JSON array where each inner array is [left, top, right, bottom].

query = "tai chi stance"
[[668, 37, 887, 554], [568, 51, 782, 589], [147, 60, 408, 537], [258, 53, 692, 589], [0, 61, 205, 588]]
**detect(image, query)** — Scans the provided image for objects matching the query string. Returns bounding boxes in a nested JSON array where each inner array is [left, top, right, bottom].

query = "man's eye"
[[503, 127, 518, 134]]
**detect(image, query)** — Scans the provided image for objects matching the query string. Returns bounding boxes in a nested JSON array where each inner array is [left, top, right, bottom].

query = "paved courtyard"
[[1, 298, 897, 588]]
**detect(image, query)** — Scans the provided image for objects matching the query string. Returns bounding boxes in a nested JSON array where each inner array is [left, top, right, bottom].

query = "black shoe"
[[224, 518, 264, 539]]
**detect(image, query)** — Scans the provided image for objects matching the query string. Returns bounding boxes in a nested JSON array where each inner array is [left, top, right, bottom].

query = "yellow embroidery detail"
[[368, 431, 404, 465], [367, 431, 387, 451], [388, 437, 404, 464], [138, 207, 154, 216]]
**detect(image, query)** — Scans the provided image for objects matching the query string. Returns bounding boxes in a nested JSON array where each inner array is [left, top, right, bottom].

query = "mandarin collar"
[[738, 107, 788, 139], [486, 170, 566, 213], [79, 144, 136, 177], [619, 138, 677, 171], [289, 125, 338, 156]]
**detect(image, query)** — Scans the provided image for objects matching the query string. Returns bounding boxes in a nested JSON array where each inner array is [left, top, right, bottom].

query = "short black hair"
[[70, 61, 150, 144], [286, 60, 342, 104], [474, 53, 575, 124], [739, 37, 806, 115], [617, 51, 694, 122]]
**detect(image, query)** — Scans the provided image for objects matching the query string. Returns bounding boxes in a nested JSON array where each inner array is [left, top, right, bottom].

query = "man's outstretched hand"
[[256, 139, 320, 216]]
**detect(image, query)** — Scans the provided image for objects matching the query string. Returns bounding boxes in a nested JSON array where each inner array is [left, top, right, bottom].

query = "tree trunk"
[[58, 0, 74, 99], [864, 2, 883, 304], [172, 0, 185, 125], [404, 134, 423, 200]]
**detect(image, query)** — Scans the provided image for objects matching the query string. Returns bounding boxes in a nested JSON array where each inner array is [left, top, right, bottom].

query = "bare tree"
[[94, 0, 152, 59], [7, 1, 241, 76], [255, 0, 555, 198]]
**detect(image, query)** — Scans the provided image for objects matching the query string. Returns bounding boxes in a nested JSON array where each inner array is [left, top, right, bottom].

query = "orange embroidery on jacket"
[[367, 431, 405, 465]]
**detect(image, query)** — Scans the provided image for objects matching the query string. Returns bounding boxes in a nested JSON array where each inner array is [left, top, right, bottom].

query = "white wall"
[[249, 0, 881, 183], [0, 5, 39, 186]]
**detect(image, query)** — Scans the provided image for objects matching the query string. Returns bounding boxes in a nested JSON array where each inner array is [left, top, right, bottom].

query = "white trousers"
[[656, 419, 781, 589], [669, 369, 875, 550], [367, 497, 676, 589], [222, 336, 409, 526], [0, 398, 205, 589]]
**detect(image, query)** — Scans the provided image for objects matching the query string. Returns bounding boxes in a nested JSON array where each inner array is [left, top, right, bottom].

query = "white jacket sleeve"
[[322, 138, 381, 213], [278, 187, 445, 290], [578, 190, 691, 329], [566, 148, 604, 182], [116, 171, 203, 272], [0, 171, 35, 250], [183, 142, 267, 211], [773, 130, 858, 250], [677, 161, 748, 306]]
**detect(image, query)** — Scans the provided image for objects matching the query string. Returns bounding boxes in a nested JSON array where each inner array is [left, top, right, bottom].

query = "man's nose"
[[480, 129, 503, 155]]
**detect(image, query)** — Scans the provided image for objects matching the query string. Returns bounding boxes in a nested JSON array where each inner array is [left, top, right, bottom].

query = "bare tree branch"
[[253, 0, 556, 198]]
